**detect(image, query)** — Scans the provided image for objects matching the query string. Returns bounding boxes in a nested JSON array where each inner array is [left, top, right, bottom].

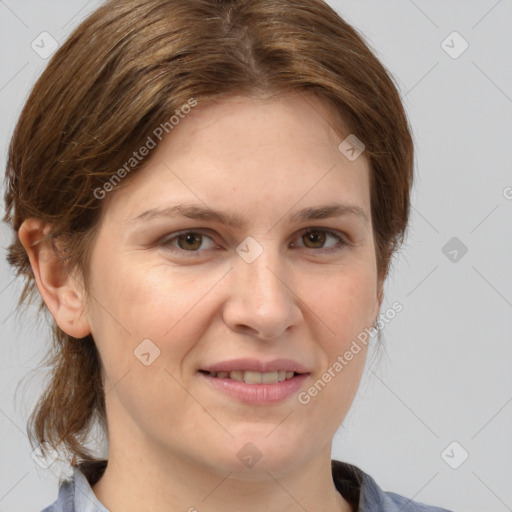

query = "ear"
[[18, 218, 91, 338]]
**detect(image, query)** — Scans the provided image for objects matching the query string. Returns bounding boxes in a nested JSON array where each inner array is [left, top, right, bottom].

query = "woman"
[[4, 0, 452, 510]]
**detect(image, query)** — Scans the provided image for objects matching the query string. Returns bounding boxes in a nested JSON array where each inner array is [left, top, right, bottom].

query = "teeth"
[[230, 370, 244, 382], [209, 370, 297, 384], [262, 371, 278, 384], [245, 371, 263, 384]]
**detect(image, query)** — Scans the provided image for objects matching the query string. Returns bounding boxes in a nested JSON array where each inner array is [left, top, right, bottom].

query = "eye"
[[159, 230, 217, 254], [292, 228, 347, 252], [157, 227, 348, 257]]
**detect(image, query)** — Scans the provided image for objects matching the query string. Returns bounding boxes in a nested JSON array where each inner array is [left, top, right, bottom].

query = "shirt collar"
[[72, 466, 109, 512]]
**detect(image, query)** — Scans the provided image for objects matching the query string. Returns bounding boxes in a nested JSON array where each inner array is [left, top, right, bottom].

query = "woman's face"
[[82, 92, 382, 476]]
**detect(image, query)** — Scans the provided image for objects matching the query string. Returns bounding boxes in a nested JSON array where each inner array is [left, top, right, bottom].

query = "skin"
[[20, 91, 383, 512]]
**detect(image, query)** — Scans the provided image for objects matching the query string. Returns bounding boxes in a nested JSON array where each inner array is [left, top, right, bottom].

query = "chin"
[[200, 428, 314, 479]]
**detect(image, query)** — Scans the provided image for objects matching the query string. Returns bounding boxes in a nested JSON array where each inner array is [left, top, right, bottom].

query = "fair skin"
[[20, 92, 382, 512]]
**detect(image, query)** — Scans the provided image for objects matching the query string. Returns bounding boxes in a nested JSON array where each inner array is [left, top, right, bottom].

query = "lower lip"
[[199, 372, 309, 404]]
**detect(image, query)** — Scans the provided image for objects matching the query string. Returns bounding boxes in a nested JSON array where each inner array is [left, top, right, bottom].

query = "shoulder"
[[331, 459, 453, 512], [371, 487, 453, 512]]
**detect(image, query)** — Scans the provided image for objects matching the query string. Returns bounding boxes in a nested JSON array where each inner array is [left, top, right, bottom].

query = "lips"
[[198, 358, 310, 403], [199, 371, 309, 404]]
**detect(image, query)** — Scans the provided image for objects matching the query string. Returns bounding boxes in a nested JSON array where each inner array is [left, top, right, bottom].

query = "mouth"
[[198, 366, 309, 404], [197, 358, 310, 403], [198, 369, 301, 384]]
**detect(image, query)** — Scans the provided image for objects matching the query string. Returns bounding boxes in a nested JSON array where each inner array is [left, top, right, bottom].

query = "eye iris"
[[304, 231, 325, 248], [178, 233, 202, 251]]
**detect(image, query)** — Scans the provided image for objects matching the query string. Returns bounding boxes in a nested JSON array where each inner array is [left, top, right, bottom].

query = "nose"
[[222, 240, 303, 341]]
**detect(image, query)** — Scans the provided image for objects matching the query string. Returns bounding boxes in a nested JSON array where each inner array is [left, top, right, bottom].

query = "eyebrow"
[[127, 201, 369, 227]]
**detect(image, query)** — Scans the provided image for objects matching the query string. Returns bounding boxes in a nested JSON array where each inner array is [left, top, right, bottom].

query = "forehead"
[[102, 92, 371, 225]]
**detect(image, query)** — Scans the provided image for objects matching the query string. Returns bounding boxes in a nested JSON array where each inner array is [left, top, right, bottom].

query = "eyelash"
[[157, 228, 348, 257]]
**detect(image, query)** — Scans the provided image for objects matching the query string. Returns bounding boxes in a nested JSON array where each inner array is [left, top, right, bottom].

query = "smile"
[[198, 370, 309, 404]]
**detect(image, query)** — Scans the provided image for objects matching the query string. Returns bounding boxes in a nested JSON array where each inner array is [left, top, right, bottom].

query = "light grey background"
[[1, 1, 511, 511]]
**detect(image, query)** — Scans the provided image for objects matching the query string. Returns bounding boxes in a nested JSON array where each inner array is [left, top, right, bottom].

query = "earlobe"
[[18, 218, 91, 339]]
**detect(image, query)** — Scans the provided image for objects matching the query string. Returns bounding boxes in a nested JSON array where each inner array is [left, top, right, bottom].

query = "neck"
[[92, 437, 353, 512]]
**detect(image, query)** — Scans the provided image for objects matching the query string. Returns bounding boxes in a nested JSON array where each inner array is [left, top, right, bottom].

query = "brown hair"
[[3, 0, 413, 465]]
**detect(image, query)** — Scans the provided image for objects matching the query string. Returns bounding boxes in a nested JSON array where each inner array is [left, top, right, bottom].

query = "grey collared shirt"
[[40, 460, 452, 511]]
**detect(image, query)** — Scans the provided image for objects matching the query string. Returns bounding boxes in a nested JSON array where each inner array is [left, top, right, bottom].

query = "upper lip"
[[200, 358, 310, 374]]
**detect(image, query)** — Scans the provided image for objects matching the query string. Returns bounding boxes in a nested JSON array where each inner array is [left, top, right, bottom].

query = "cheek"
[[296, 268, 375, 434], [89, 254, 180, 335], [304, 261, 378, 347], [86, 258, 208, 435], [86, 256, 222, 382]]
